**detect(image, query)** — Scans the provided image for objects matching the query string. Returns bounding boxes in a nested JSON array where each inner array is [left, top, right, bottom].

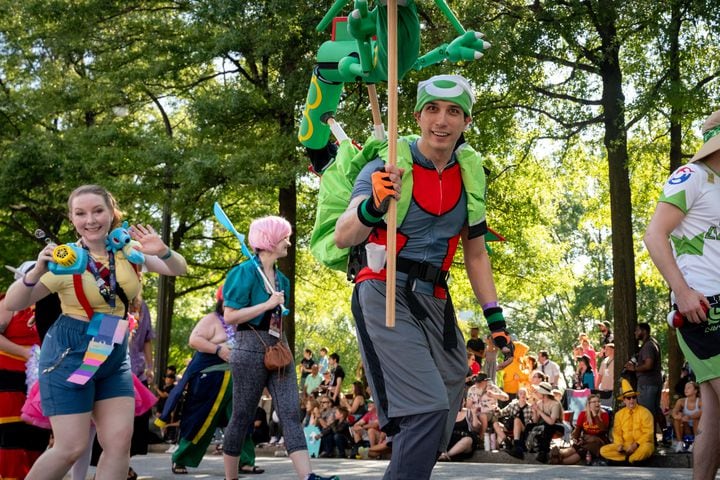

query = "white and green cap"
[[414, 74, 475, 117]]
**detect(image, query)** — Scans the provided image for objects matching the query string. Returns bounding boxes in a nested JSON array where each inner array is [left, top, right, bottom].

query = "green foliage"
[[1, 0, 719, 383]]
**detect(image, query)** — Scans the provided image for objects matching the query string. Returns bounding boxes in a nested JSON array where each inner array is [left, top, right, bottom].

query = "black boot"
[[507, 439, 524, 459], [349, 442, 359, 459]]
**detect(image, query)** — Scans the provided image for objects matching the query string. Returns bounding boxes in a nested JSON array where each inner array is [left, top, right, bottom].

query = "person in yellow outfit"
[[599, 379, 655, 464], [499, 341, 528, 402]]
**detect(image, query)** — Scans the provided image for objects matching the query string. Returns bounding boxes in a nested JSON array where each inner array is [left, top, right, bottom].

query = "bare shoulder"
[[192, 312, 222, 335]]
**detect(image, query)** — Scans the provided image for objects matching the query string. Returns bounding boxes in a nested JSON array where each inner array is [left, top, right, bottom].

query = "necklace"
[[82, 242, 117, 308], [217, 312, 236, 348]]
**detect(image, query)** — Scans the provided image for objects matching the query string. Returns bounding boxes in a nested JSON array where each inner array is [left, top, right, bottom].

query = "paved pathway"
[[78, 452, 714, 480]]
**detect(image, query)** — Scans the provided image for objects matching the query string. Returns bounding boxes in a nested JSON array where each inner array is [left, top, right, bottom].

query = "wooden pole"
[[385, 0, 398, 328], [367, 83, 386, 141]]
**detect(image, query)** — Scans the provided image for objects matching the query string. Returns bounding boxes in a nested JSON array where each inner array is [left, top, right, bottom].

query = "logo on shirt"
[[668, 166, 693, 185]]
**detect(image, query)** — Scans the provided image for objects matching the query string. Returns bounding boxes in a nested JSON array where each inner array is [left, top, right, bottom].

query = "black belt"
[[396, 257, 449, 286], [396, 257, 456, 350], [237, 323, 268, 332]]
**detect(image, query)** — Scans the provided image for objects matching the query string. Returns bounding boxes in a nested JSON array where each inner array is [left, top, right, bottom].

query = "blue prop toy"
[[106, 221, 145, 265], [213, 202, 290, 316], [49, 244, 89, 275]]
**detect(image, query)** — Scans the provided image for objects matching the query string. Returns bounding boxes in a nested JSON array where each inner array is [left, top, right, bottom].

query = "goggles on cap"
[[415, 74, 475, 117]]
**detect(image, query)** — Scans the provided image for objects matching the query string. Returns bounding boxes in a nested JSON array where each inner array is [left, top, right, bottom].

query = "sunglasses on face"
[[624, 395, 638, 400]]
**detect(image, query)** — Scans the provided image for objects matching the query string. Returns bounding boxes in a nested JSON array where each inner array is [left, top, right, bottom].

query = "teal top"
[[222, 257, 290, 327]]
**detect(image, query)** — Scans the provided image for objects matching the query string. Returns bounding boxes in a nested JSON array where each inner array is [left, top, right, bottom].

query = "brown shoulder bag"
[[250, 326, 292, 371]]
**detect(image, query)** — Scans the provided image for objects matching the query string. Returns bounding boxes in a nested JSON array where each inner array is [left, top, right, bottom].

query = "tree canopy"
[[2, 0, 719, 388]]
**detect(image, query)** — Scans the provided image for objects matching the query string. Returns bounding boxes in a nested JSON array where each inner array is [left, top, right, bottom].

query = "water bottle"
[[490, 433, 496, 450], [484, 433, 490, 451], [585, 450, 592, 465]]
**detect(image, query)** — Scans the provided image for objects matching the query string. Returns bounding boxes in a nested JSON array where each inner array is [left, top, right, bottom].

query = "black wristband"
[[22, 275, 38, 287], [484, 306, 506, 332], [215, 345, 222, 355], [357, 198, 384, 227], [364, 195, 385, 217]]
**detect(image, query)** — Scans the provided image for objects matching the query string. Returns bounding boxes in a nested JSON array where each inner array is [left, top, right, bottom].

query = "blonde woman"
[[551, 393, 609, 464], [4, 184, 187, 479]]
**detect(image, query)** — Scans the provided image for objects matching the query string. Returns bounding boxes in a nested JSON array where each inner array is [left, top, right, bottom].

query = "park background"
[[1, 0, 719, 393]]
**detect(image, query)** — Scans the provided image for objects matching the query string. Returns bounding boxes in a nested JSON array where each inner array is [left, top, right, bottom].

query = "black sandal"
[[171, 463, 188, 474], [240, 465, 265, 474], [127, 467, 138, 480]]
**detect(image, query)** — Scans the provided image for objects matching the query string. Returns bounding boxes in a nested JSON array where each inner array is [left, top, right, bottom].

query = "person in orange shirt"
[[500, 341, 529, 402]]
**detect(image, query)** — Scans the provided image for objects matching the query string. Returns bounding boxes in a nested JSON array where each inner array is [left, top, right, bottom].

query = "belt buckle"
[[425, 263, 447, 285], [416, 262, 431, 281]]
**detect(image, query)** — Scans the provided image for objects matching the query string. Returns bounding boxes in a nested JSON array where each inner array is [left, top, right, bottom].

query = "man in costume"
[[644, 108, 720, 479], [599, 379, 655, 464], [335, 74, 513, 479]]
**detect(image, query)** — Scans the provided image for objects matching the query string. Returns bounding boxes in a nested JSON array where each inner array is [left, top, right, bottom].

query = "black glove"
[[485, 306, 515, 359]]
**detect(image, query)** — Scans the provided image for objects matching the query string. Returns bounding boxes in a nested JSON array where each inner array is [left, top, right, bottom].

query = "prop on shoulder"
[[298, 0, 491, 173], [213, 202, 290, 316], [299, 1, 513, 361], [48, 221, 145, 275]]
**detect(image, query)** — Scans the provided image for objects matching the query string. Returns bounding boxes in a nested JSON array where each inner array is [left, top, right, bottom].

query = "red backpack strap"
[[73, 274, 94, 319]]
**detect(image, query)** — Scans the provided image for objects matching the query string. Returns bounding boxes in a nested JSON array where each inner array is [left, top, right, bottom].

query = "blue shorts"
[[39, 315, 134, 416]]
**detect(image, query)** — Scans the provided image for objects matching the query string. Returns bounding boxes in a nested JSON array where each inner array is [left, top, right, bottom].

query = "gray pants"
[[638, 384, 660, 416], [352, 280, 467, 479], [223, 329, 305, 457]]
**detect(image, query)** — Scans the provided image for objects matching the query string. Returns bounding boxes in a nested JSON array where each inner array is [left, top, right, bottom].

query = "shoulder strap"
[[249, 325, 269, 347], [73, 274, 94, 319], [72, 274, 130, 319]]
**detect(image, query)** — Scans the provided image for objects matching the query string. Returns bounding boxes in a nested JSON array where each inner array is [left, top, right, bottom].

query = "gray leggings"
[[223, 329, 306, 457]]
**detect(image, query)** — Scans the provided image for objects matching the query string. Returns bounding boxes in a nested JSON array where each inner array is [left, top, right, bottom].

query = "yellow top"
[[41, 250, 141, 318]]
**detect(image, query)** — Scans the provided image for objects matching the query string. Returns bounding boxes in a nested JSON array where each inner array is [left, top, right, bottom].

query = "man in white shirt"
[[596, 343, 615, 408], [538, 350, 561, 388]]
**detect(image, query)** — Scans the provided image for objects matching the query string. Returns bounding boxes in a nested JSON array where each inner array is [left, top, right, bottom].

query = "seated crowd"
[[284, 320, 698, 467]]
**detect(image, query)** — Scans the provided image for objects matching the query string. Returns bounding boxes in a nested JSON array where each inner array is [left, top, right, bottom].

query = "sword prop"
[[213, 202, 290, 316]]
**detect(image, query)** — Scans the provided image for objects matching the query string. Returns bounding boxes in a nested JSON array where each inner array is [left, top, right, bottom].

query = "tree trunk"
[[155, 194, 174, 381], [665, 0, 685, 404], [597, 6, 638, 390], [279, 181, 297, 355]]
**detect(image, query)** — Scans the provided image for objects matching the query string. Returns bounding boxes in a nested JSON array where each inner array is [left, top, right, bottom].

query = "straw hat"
[[690, 109, 720, 162], [533, 381, 554, 396]]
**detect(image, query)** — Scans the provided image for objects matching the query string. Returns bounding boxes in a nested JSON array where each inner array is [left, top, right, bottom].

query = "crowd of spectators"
[[271, 320, 698, 466], [174, 319, 696, 468]]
